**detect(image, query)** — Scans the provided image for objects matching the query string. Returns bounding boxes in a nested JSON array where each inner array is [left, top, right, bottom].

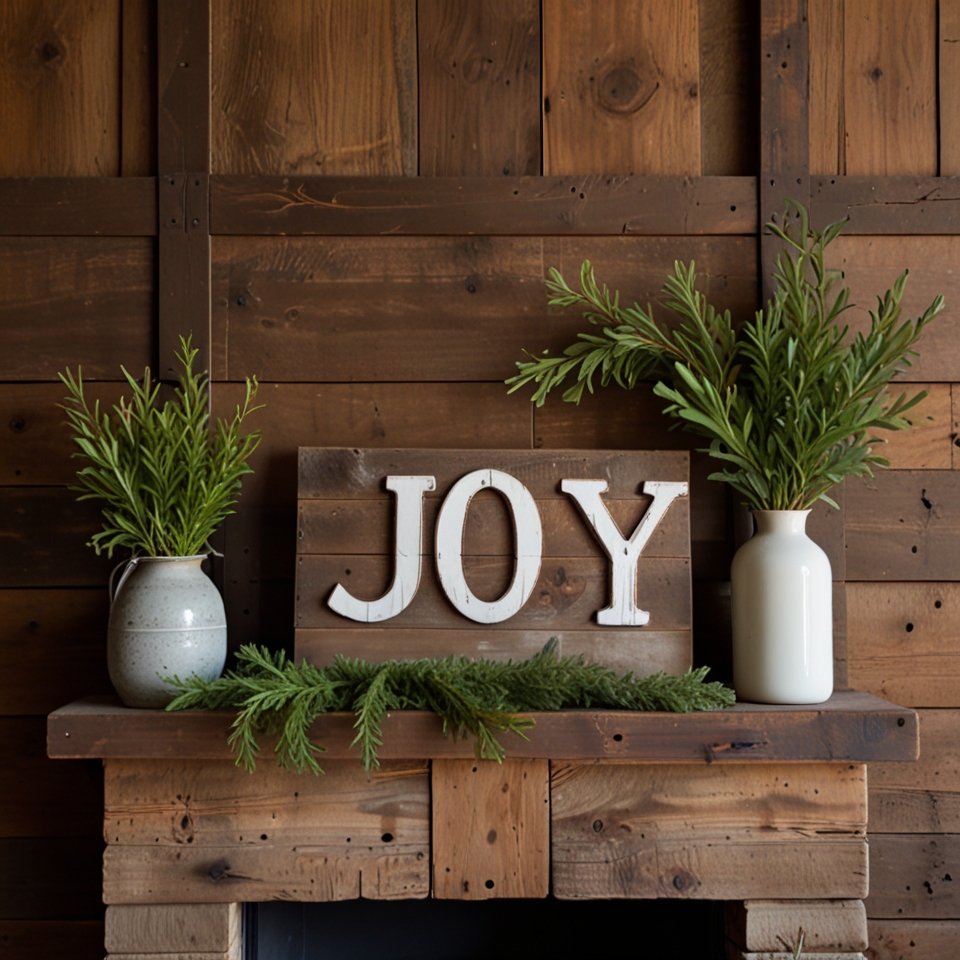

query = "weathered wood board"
[[866, 833, 960, 919], [295, 448, 691, 672], [725, 898, 868, 953], [432, 759, 549, 899], [103, 758, 430, 903], [551, 761, 868, 900], [105, 903, 240, 956]]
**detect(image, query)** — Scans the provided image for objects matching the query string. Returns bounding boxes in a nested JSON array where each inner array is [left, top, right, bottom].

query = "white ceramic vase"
[[107, 555, 227, 708], [731, 510, 833, 704]]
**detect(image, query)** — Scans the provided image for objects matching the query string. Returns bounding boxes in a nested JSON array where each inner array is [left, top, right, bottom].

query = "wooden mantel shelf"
[[48, 690, 918, 763]]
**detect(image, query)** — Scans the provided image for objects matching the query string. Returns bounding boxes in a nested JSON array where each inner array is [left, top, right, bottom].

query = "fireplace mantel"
[[49, 693, 914, 959]]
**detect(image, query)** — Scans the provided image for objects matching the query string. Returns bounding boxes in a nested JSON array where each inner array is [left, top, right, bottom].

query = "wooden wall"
[[0, 1, 958, 957]]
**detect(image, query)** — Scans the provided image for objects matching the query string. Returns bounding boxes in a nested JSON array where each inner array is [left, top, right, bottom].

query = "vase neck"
[[752, 510, 810, 535]]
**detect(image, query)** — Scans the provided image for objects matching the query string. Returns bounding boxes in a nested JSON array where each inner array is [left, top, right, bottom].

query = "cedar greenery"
[[59, 335, 261, 557], [507, 202, 944, 510], [164, 641, 736, 774]]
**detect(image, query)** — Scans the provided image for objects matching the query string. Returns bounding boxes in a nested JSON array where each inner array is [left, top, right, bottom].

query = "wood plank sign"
[[294, 449, 692, 675]]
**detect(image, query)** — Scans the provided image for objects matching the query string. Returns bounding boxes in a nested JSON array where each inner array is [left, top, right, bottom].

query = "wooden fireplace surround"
[[49, 691, 917, 958]]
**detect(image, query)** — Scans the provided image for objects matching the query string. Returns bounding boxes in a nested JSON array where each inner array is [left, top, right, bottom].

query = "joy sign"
[[294, 449, 693, 676]]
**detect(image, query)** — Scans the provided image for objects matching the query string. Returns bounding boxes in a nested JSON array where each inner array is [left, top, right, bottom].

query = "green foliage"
[[59, 336, 261, 557], [165, 641, 736, 774], [507, 202, 944, 510]]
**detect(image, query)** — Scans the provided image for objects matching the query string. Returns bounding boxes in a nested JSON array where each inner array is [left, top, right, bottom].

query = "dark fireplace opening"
[[247, 897, 726, 959]]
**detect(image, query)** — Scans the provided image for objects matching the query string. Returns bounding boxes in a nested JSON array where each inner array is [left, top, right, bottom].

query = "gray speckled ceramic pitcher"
[[107, 555, 227, 708]]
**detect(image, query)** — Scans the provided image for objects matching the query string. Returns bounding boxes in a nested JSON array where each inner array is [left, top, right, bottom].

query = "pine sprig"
[[507, 201, 943, 511], [59, 335, 261, 557], [165, 641, 735, 774]]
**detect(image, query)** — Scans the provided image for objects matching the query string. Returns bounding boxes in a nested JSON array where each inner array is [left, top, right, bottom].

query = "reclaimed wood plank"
[[941, 1, 960, 177], [842, 0, 937, 176], [866, 833, 960, 919], [47, 691, 921, 763], [0, 589, 110, 715], [808, 0, 845, 176], [845, 473, 960, 580], [698, 0, 758, 176], [726, 899, 868, 953], [0, 1, 121, 176], [542, 0, 700, 176], [848, 583, 960, 705], [209, 174, 758, 235], [294, 628, 691, 677], [211, 0, 417, 176], [432, 758, 549, 899], [867, 919, 960, 959], [873, 384, 953, 470], [0, 237, 154, 381], [104, 759, 428, 848], [298, 493, 690, 558], [296, 554, 691, 631], [418, 0, 540, 177], [811, 177, 960, 233], [106, 903, 240, 956], [212, 234, 756, 382], [0, 921, 105, 960], [869, 709, 960, 833], [0, 838, 104, 919], [0, 178, 156, 236], [551, 761, 868, 900], [0, 719, 102, 838], [121, 0, 157, 177]]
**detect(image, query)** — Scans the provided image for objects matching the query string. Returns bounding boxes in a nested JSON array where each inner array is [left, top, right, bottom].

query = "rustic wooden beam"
[[208, 175, 757, 235], [810, 175, 960, 232], [759, 0, 810, 304], [47, 691, 919, 763], [0, 178, 157, 236], [158, 0, 211, 379]]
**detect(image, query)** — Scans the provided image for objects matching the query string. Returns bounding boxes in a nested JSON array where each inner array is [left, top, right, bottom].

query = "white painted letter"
[[561, 479, 688, 626], [435, 469, 542, 624], [327, 475, 435, 622]]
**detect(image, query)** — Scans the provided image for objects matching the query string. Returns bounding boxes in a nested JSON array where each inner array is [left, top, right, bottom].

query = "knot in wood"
[[596, 60, 659, 116]]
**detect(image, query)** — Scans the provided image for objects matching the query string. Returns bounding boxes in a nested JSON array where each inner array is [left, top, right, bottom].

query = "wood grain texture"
[[106, 903, 239, 955], [811, 177, 960, 233], [0, 589, 110, 715], [809, 0, 845, 176], [866, 833, 960, 919], [542, 0, 700, 176], [0, 488, 114, 587], [867, 919, 960, 959], [874, 384, 953, 470], [49, 692, 920, 763], [211, 234, 756, 382], [698, 0, 758, 176], [845, 473, 960, 581], [0, 0, 121, 176], [0, 838, 104, 919], [842, 0, 937, 176], [0, 178, 157, 236], [121, 0, 157, 176], [954, 385, 960, 471], [0, 921, 105, 960], [418, 0, 540, 177], [104, 759, 428, 848], [827, 237, 957, 383], [726, 899, 868, 953], [848, 583, 960, 706], [551, 761, 868, 900], [295, 628, 691, 677], [209, 174, 758, 235], [941, 1, 960, 177], [211, 0, 417, 176], [432, 759, 549, 899], [0, 238, 154, 381], [0, 719, 102, 838], [870, 709, 960, 833]]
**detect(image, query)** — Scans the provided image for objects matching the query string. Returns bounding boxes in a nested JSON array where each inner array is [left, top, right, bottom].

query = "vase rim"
[[129, 554, 209, 562], [751, 509, 812, 516]]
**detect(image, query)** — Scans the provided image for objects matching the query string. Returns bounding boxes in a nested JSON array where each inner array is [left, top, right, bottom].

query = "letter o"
[[435, 469, 543, 624]]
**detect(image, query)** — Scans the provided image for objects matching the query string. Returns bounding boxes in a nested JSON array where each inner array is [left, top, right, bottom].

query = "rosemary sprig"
[[165, 641, 735, 774]]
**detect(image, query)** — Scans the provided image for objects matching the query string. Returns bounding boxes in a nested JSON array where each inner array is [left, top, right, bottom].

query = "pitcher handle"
[[109, 556, 142, 606]]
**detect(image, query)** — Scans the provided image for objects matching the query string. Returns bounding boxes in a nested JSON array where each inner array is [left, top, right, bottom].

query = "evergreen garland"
[[165, 641, 735, 774]]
